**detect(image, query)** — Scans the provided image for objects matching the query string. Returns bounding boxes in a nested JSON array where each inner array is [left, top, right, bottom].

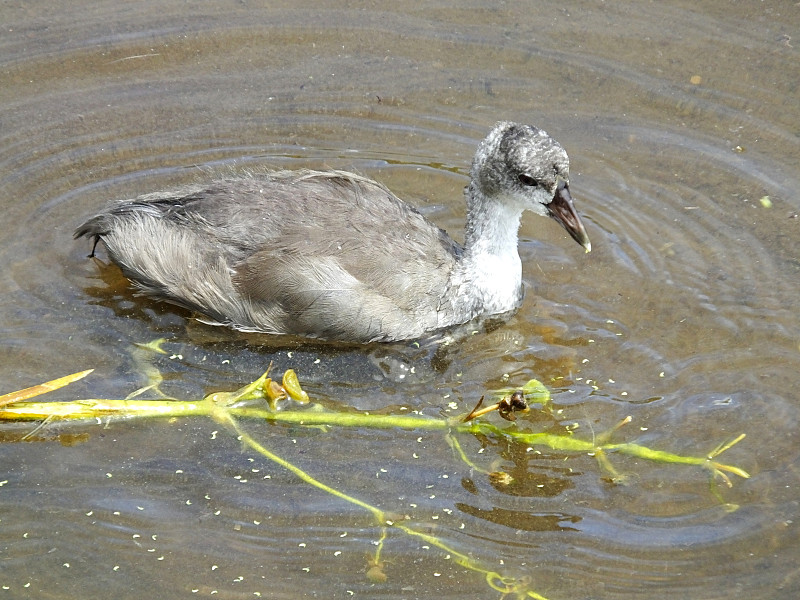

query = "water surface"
[[1, 2, 799, 599]]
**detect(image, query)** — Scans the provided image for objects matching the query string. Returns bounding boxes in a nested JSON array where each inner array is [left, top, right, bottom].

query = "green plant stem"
[[0, 398, 749, 480], [215, 404, 549, 600], [0, 370, 750, 600], [214, 406, 388, 522]]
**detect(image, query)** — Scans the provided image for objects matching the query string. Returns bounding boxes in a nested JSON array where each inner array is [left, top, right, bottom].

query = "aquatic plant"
[[1, 365, 747, 599]]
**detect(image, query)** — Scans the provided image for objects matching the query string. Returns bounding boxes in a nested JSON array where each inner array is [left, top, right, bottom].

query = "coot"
[[76, 121, 590, 342]]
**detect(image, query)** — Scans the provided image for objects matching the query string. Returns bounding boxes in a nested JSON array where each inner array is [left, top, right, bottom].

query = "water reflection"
[[2, 1, 799, 599]]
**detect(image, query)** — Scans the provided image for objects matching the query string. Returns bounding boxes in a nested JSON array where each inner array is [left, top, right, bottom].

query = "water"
[[2, 2, 799, 598]]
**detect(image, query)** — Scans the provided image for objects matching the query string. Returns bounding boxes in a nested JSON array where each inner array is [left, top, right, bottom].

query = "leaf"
[[0, 369, 94, 408]]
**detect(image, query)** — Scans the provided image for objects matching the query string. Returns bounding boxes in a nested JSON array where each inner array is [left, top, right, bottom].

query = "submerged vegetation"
[[1, 364, 748, 599]]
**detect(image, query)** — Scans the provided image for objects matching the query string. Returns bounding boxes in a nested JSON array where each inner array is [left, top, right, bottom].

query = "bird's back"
[[76, 170, 462, 341]]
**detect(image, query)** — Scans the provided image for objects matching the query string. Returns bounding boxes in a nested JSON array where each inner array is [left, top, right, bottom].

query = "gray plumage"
[[75, 121, 590, 342]]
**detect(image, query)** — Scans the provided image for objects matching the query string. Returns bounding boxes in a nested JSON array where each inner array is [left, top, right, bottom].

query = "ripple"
[[2, 3, 800, 599]]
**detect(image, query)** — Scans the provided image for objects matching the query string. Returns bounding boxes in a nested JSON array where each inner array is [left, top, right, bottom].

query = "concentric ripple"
[[2, 2, 799, 599]]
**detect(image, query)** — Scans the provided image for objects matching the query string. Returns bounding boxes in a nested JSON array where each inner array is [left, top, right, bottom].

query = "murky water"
[[2, 2, 799, 598]]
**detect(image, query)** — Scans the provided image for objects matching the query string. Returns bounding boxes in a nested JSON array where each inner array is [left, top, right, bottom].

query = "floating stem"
[[0, 368, 750, 600]]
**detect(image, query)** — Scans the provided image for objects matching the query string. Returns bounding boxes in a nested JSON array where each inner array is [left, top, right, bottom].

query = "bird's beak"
[[548, 178, 591, 252]]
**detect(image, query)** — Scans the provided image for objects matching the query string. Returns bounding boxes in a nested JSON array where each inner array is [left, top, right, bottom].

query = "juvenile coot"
[[75, 121, 590, 342]]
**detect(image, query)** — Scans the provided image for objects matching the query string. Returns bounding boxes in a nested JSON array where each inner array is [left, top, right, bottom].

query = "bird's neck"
[[462, 183, 524, 261], [441, 184, 525, 325]]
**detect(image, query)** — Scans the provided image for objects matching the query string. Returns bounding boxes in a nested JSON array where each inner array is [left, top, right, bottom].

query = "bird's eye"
[[518, 173, 538, 187]]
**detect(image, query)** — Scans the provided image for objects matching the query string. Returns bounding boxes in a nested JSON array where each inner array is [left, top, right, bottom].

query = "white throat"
[[440, 186, 526, 326]]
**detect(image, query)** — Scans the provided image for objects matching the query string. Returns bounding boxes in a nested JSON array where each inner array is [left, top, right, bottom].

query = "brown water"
[[2, 2, 799, 598]]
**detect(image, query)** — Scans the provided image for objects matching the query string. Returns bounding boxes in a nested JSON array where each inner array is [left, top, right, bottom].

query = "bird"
[[75, 121, 591, 343]]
